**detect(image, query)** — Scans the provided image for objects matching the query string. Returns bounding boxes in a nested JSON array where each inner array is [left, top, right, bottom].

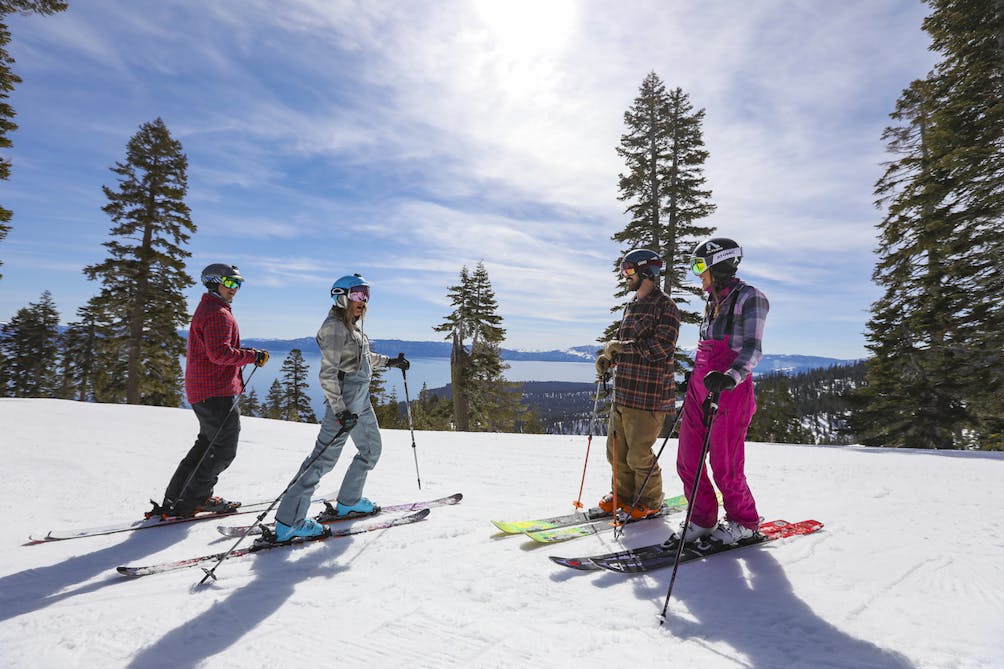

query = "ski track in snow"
[[1, 399, 1003, 668]]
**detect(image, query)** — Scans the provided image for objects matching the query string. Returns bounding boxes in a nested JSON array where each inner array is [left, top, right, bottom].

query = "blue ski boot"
[[274, 518, 327, 542], [334, 497, 379, 518]]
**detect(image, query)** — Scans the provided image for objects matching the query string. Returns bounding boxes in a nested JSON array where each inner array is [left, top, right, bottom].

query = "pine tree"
[[0, 1, 68, 281], [56, 303, 102, 401], [82, 118, 195, 407], [856, 0, 1004, 449], [278, 349, 316, 423], [747, 373, 812, 444], [0, 290, 60, 397], [434, 261, 519, 431], [369, 365, 402, 428], [410, 383, 453, 431], [606, 73, 716, 341], [240, 388, 263, 418], [264, 379, 284, 420]]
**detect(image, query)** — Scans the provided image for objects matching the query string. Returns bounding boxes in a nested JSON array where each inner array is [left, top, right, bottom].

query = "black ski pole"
[[400, 366, 422, 490], [658, 390, 720, 624], [614, 388, 687, 539], [196, 421, 352, 586], [167, 364, 259, 516]]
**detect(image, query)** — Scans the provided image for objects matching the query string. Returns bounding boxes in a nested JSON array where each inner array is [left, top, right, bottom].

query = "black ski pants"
[[161, 396, 241, 515]]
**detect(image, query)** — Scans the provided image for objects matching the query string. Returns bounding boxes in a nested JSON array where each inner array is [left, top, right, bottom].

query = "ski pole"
[[196, 420, 352, 586], [574, 375, 602, 506], [167, 364, 259, 516], [658, 390, 720, 624], [400, 366, 422, 490], [614, 388, 687, 540]]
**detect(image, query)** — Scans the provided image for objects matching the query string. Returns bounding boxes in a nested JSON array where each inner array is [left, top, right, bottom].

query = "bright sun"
[[473, 0, 577, 59]]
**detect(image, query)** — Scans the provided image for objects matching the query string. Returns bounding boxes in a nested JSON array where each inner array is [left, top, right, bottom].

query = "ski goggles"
[[347, 286, 370, 303], [691, 257, 709, 276], [620, 263, 639, 278], [220, 276, 243, 289]]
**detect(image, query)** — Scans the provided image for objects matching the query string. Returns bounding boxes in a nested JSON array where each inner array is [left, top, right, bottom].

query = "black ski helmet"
[[620, 248, 663, 281], [690, 238, 742, 277], [201, 263, 244, 289]]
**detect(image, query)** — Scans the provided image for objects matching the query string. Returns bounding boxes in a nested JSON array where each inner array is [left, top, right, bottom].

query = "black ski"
[[551, 519, 823, 572], [117, 508, 431, 578]]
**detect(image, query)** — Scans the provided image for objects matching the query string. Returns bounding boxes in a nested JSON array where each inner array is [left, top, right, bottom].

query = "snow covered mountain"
[[2, 399, 1000, 668]]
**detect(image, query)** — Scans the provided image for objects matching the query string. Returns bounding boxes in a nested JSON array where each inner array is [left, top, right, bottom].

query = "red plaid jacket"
[[184, 292, 257, 405], [612, 286, 681, 413]]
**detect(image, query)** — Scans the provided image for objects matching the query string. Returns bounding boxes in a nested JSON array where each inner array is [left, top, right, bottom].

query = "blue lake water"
[[242, 355, 598, 417]]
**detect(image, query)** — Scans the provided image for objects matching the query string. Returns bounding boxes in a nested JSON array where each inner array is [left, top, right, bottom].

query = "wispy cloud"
[[3, 1, 936, 355]]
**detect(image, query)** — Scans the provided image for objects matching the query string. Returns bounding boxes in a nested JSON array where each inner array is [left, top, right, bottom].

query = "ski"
[[550, 519, 823, 572], [117, 508, 431, 578], [492, 494, 690, 535], [25, 490, 340, 545], [216, 492, 463, 537], [524, 492, 722, 544]]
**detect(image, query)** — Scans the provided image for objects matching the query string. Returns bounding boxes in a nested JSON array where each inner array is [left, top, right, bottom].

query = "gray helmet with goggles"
[[690, 238, 742, 278], [331, 273, 370, 309], [201, 263, 244, 290], [620, 248, 663, 281]]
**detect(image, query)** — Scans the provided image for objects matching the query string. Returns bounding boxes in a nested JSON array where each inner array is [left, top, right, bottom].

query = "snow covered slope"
[[1, 399, 1001, 668]]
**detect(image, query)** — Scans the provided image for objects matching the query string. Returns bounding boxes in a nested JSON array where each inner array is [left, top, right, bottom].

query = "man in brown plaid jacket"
[[595, 248, 681, 519]]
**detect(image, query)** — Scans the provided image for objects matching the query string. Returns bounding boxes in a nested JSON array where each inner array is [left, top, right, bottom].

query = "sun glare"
[[473, 0, 576, 58]]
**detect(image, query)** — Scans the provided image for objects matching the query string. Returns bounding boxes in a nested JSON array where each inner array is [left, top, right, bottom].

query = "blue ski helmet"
[[330, 273, 370, 309], [620, 248, 663, 281]]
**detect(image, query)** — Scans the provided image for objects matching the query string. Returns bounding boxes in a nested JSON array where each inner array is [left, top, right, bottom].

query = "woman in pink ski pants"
[[676, 238, 769, 542]]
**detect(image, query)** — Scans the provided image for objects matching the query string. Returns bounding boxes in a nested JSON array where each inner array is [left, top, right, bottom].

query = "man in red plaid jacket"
[[595, 249, 680, 519], [151, 263, 268, 518]]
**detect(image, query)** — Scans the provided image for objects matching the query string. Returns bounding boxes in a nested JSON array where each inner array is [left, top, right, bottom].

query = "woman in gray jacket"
[[272, 274, 409, 541]]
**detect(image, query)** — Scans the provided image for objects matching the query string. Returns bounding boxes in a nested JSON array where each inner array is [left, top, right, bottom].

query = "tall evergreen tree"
[[434, 261, 518, 431], [0, 290, 60, 397], [606, 73, 716, 341], [278, 348, 316, 423], [0, 1, 68, 280], [82, 118, 195, 407], [856, 0, 1004, 449]]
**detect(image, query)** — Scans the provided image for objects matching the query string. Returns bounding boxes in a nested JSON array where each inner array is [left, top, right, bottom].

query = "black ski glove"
[[254, 349, 270, 367], [703, 371, 737, 393], [386, 352, 410, 371], [336, 410, 358, 431]]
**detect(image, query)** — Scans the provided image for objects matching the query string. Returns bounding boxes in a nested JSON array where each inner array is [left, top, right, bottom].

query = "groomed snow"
[[1, 398, 1001, 668]]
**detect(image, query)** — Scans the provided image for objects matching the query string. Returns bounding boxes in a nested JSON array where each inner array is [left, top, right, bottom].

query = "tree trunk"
[[450, 332, 469, 431]]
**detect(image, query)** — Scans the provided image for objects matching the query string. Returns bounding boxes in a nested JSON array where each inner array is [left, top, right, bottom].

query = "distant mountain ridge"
[[237, 336, 858, 374]]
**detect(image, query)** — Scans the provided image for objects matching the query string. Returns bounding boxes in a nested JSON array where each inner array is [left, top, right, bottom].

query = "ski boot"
[[272, 518, 328, 543], [195, 495, 241, 514]]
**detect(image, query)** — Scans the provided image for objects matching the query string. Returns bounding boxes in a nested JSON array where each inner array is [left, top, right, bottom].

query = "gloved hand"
[[253, 349, 270, 367], [595, 353, 611, 376], [603, 340, 627, 358], [386, 352, 410, 371], [703, 370, 737, 393], [335, 410, 358, 431]]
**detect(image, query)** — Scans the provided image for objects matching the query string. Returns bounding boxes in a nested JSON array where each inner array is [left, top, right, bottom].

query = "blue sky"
[[2, 1, 936, 358]]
